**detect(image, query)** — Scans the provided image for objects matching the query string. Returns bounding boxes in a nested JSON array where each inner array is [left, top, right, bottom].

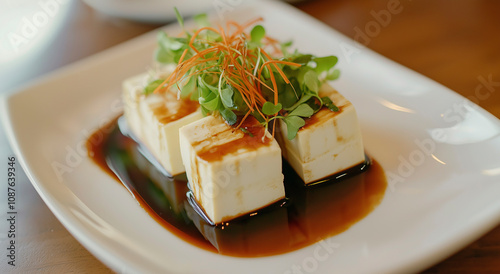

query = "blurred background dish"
[[82, 0, 215, 23], [81, 0, 306, 23]]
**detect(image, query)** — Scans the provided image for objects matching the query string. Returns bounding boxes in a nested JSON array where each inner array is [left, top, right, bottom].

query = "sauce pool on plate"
[[87, 120, 387, 257]]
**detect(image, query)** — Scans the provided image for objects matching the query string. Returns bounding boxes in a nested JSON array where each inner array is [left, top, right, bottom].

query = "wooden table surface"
[[1, 0, 499, 273]]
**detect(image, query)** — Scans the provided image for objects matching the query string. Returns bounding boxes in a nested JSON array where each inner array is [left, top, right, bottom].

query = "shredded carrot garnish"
[[153, 18, 301, 131]]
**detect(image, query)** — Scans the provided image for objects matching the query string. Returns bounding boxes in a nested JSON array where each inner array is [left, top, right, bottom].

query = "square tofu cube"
[[278, 84, 365, 184], [123, 73, 203, 176], [179, 115, 285, 224]]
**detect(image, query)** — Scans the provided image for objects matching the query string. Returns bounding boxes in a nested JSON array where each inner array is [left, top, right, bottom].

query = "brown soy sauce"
[[87, 121, 387, 257]]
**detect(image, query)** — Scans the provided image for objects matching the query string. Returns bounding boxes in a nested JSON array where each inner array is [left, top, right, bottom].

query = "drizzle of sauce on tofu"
[[195, 116, 271, 162], [302, 105, 346, 130], [152, 93, 198, 124], [88, 119, 387, 257]]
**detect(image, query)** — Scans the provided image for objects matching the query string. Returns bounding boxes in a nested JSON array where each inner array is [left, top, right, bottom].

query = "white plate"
[[2, 1, 500, 273]]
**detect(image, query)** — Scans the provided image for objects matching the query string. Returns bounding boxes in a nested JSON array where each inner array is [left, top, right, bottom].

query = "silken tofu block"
[[278, 84, 365, 184], [123, 72, 203, 176], [179, 115, 285, 224]]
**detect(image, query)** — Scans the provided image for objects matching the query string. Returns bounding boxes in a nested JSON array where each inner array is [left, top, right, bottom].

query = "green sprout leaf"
[[284, 116, 305, 140], [303, 70, 319, 93], [279, 84, 299, 109], [194, 13, 210, 27], [313, 56, 338, 74], [326, 69, 340, 80], [174, 7, 184, 29], [144, 79, 164, 95], [200, 93, 219, 111], [231, 90, 249, 113], [240, 128, 254, 137], [220, 86, 234, 108], [292, 54, 313, 65], [321, 96, 340, 112], [220, 109, 237, 125], [200, 105, 209, 116], [284, 93, 312, 111], [250, 25, 266, 43], [180, 76, 196, 98], [280, 40, 293, 56], [160, 36, 184, 51], [262, 101, 282, 115], [155, 32, 187, 63], [288, 102, 314, 117], [154, 47, 171, 63], [251, 110, 267, 123]]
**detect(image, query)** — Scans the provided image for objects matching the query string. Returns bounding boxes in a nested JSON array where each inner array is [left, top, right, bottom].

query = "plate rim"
[[2, 1, 500, 273]]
